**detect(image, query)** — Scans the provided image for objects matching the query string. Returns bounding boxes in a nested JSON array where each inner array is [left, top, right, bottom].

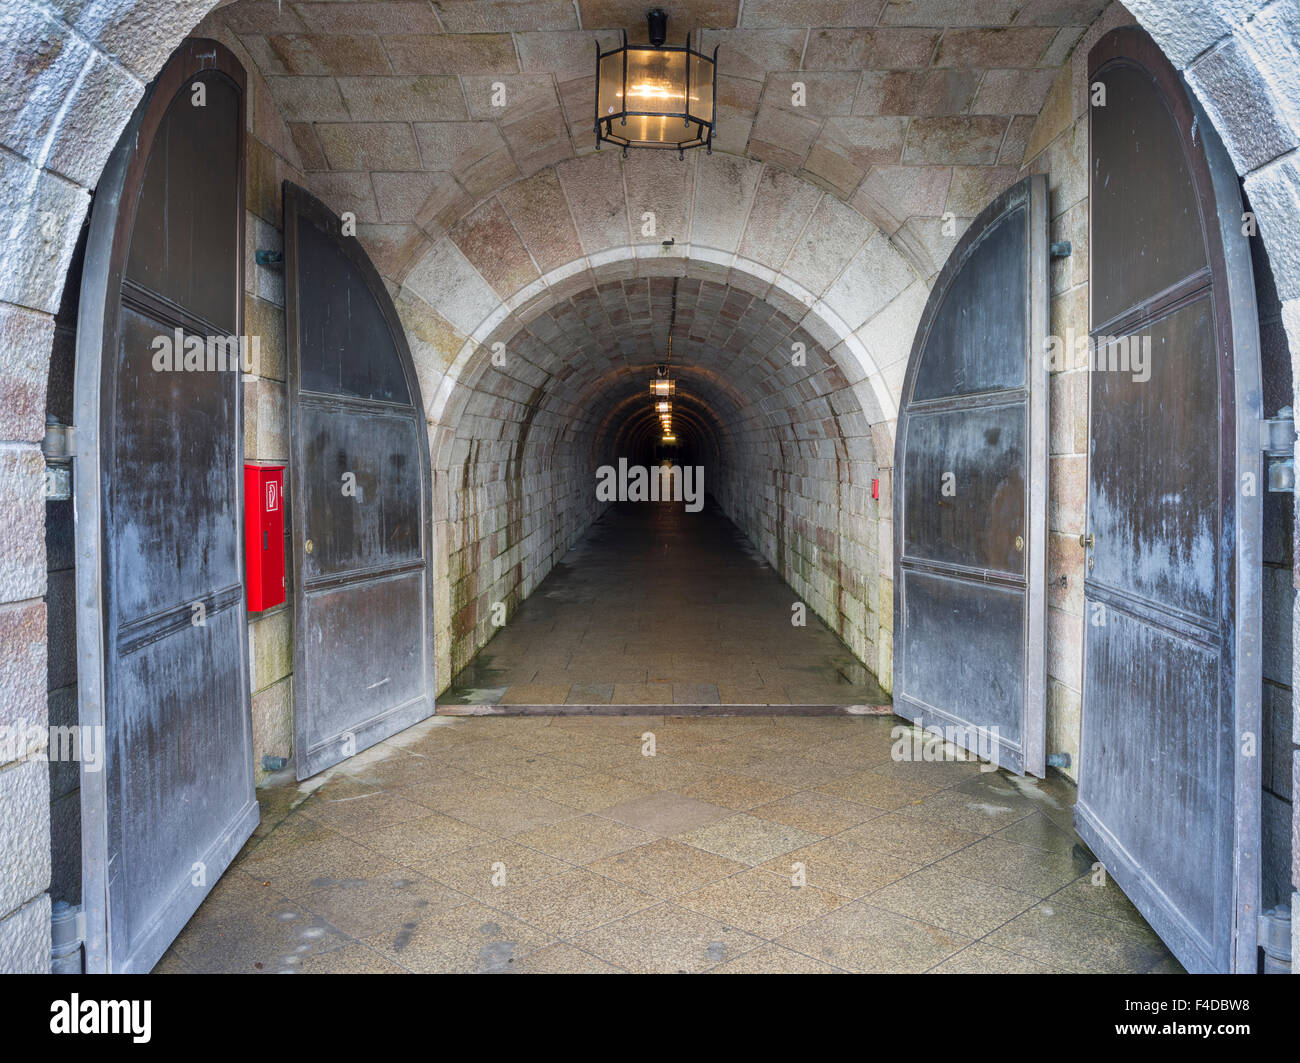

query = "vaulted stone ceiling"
[[473, 273, 858, 462], [212, 0, 1101, 281]]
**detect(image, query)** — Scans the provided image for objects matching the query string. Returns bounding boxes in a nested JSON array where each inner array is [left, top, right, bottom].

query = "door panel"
[[893, 175, 1050, 777], [284, 183, 436, 780], [899, 571, 1026, 737], [1076, 26, 1262, 974], [298, 408, 424, 575], [1089, 62, 1208, 325], [74, 40, 256, 973], [1086, 300, 1220, 618], [902, 403, 1027, 573]]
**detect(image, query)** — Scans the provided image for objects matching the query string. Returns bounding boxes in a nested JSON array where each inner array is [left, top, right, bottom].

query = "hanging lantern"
[[650, 363, 676, 398], [595, 9, 717, 158]]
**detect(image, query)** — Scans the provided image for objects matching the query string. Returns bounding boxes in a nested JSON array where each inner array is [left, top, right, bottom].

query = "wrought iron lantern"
[[595, 9, 717, 158], [651, 364, 676, 399]]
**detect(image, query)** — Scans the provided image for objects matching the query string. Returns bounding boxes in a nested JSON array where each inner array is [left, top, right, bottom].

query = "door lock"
[[305, 538, 314, 554], [1014, 535, 1024, 551], [1079, 532, 1094, 549]]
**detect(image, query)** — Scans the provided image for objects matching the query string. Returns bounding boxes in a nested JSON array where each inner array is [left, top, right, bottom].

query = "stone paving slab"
[[163, 713, 1183, 974], [438, 503, 892, 710]]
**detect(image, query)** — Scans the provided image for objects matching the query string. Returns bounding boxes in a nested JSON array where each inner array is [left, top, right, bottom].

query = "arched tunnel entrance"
[[430, 269, 891, 713], [416, 248, 900, 703]]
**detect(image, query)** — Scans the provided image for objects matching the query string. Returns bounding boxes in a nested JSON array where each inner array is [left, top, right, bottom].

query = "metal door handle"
[[1079, 532, 1094, 548]]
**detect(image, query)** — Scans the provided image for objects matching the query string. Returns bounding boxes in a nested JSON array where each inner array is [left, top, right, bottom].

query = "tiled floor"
[[160, 714, 1183, 974], [440, 502, 890, 709]]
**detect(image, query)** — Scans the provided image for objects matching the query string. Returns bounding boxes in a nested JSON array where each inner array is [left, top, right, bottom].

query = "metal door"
[[284, 183, 436, 779], [1076, 27, 1262, 974], [74, 40, 257, 973], [893, 175, 1050, 776]]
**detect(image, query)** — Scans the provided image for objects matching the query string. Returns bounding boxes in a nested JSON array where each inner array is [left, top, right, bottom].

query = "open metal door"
[[893, 175, 1050, 777], [74, 40, 257, 973], [284, 183, 436, 780], [1075, 27, 1262, 974]]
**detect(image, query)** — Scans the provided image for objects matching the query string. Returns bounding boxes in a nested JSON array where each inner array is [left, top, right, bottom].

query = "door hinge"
[[50, 900, 85, 974], [1262, 406, 1295, 493], [41, 418, 75, 502], [1258, 905, 1291, 974]]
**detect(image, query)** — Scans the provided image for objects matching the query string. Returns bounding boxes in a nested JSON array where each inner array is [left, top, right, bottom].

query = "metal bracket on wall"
[[41, 418, 75, 502], [50, 901, 85, 974], [1258, 905, 1291, 973], [1262, 405, 1295, 492], [255, 249, 284, 270], [1049, 241, 1072, 258]]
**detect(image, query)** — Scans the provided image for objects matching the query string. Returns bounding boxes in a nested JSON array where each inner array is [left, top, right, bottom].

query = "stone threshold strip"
[[436, 703, 893, 717]]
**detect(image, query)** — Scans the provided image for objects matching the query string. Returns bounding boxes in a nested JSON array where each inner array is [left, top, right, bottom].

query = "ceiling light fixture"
[[595, 9, 717, 158]]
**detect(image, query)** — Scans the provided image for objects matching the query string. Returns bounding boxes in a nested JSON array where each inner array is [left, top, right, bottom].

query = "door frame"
[[282, 181, 437, 779], [73, 38, 255, 973], [1076, 26, 1262, 973]]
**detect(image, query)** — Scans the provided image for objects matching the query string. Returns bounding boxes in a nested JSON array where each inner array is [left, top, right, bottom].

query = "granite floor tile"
[[511, 814, 655, 865], [414, 840, 575, 898], [677, 812, 822, 865], [585, 838, 747, 898], [835, 814, 984, 865], [352, 813, 497, 866], [749, 791, 886, 835], [597, 792, 733, 836], [984, 902, 1174, 974], [761, 836, 919, 898], [867, 865, 1040, 937], [298, 869, 469, 940], [573, 902, 763, 973], [678, 772, 797, 810], [485, 868, 659, 938], [777, 902, 972, 974], [362, 899, 555, 973], [176, 712, 1173, 973], [929, 941, 1063, 974], [708, 942, 844, 973], [930, 836, 1092, 898], [677, 868, 846, 938]]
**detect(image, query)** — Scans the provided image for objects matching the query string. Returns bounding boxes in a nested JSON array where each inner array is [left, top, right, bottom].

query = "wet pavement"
[[440, 501, 890, 709], [159, 713, 1183, 974]]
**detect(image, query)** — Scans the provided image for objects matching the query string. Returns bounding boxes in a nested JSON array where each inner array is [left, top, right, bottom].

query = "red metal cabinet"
[[244, 464, 286, 611]]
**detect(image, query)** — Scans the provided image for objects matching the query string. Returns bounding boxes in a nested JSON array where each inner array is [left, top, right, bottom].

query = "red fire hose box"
[[244, 464, 286, 612]]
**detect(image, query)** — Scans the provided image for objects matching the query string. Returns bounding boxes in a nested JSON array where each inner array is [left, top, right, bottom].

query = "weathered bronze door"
[[284, 184, 435, 780], [893, 175, 1050, 776], [1076, 27, 1262, 973], [74, 40, 257, 973]]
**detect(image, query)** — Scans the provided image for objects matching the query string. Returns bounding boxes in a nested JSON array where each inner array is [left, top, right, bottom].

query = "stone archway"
[[401, 245, 903, 689]]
